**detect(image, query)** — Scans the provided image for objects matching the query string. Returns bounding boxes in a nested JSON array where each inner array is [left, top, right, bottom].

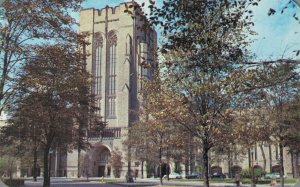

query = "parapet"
[[81, 1, 138, 18]]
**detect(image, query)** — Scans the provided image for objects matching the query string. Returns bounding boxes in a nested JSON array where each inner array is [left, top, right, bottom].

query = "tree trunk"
[[159, 138, 163, 185], [203, 145, 210, 187], [228, 151, 232, 178], [126, 145, 133, 183], [295, 151, 300, 178], [43, 148, 50, 187], [9, 160, 13, 180], [296, 152, 299, 178], [269, 145, 272, 172], [291, 152, 294, 178], [248, 148, 251, 169], [141, 161, 144, 179], [279, 142, 284, 187], [0, 44, 9, 115], [259, 144, 266, 175], [77, 148, 81, 178], [33, 146, 38, 182]]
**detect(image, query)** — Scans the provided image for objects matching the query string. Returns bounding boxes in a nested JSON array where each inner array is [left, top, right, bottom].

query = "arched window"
[[126, 34, 132, 56], [94, 33, 103, 97], [107, 31, 117, 118]]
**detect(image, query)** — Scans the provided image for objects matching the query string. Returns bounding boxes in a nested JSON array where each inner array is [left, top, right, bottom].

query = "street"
[[21, 178, 298, 187], [24, 181, 123, 187]]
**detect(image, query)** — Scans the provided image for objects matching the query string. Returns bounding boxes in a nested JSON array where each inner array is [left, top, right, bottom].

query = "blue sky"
[[77, 0, 300, 61]]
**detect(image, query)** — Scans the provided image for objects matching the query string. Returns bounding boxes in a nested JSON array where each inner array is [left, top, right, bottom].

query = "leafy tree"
[[283, 95, 300, 178], [262, 63, 299, 187], [126, 75, 191, 184], [132, 1, 260, 186], [0, 146, 18, 180], [0, 0, 83, 114], [1, 43, 97, 187], [237, 61, 299, 185]]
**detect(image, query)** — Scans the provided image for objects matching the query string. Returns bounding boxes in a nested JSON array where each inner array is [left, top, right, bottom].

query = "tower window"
[[93, 33, 103, 115], [106, 31, 117, 118]]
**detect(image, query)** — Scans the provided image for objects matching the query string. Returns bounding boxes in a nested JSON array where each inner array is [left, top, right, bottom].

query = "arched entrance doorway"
[[86, 144, 111, 177], [211, 166, 222, 174], [161, 163, 170, 177], [231, 165, 242, 177], [272, 165, 281, 173]]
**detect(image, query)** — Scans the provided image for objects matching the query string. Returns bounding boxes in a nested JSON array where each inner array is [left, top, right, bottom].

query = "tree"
[[0, 146, 18, 180], [125, 75, 190, 184], [0, 0, 83, 114], [261, 62, 299, 187], [132, 1, 260, 186], [110, 148, 123, 178], [2, 96, 43, 181], [281, 94, 300, 178], [1, 43, 96, 187]]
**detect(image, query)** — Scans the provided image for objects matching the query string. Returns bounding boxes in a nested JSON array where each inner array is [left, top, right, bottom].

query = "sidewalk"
[[115, 178, 297, 187], [0, 180, 8, 187]]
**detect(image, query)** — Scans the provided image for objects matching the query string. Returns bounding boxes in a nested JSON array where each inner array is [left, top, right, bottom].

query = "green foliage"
[[0, 157, 7, 177], [146, 162, 154, 178], [241, 168, 263, 179], [241, 169, 251, 178], [254, 167, 263, 177], [174, 161, 182, 174]]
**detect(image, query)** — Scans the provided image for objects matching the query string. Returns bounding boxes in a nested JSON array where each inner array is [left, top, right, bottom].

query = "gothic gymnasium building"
[[46, 1, 299, 179], [65, 1, 157, 178]]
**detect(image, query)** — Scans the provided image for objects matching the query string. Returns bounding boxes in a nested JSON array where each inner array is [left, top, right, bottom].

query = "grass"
[[165, 177, 298, 184], [156, 186, 191, 187]]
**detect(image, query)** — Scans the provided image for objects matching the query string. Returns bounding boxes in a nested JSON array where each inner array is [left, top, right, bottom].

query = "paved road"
[[21, 178, 298, 187], [24, 181, 123, 187]]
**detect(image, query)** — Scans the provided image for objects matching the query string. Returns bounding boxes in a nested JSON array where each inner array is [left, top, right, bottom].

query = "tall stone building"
[[66, 1, 157, 178]]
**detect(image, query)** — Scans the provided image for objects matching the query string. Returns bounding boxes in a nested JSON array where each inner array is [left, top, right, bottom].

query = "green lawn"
[[169, 178, 297, 184]]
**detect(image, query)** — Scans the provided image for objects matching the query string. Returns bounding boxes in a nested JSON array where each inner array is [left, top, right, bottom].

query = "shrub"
[[241, 169, 251, 178], [3, 178, 25, 187], [241, 168, 263, 179], [254, 167, 263, 177]]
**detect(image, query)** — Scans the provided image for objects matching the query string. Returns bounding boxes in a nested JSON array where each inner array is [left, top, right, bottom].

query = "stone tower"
[[66, 1, 157, 178]]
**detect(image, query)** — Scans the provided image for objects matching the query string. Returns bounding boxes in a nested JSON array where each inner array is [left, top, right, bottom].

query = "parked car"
[[265, 173, 285, 179], [211, 172, 226, 179], [186, 172, 202, 179], [163, 172, 182, 179]]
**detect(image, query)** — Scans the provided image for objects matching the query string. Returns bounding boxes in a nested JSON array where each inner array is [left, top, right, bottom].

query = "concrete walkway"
[[0, 180, 8, 187], [294, 179, 300, 187]]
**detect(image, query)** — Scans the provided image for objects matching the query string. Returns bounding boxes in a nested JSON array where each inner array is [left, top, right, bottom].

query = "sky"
[[76, 0, 300, 61]]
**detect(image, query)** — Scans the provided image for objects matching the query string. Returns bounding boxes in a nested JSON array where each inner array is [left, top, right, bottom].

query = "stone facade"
[[63, 1, 300, 180], [210, 144, 300, 178], [66, 1, 157, 178]]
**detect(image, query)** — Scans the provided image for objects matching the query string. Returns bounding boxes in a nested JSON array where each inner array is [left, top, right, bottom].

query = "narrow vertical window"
[[93, 32, 103, 115], [126, 34, 132, 56], [94, 33, 103, 114], [107, 31, 117, 118]]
